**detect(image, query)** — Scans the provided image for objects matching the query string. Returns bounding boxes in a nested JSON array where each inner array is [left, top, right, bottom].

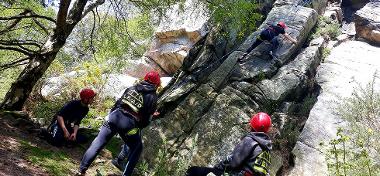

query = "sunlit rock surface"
[[289, 41, 380, 176], [144, 0, 209, 74], [354, 2, 380, 45]]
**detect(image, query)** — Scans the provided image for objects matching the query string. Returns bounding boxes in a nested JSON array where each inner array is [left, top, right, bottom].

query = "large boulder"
[[123, 57, 169, 78], [142, 1, 327, 174], [354, 2, 380, 45], [288, 41, 380, 176], [144, 0, 209, 74]]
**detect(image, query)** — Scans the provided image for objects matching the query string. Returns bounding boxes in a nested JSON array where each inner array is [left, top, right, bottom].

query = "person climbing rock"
[[186, 112, 273, 176], [45, 88, 96, 147], [241, 21, 297, 60], [78, 71, 161, 176]]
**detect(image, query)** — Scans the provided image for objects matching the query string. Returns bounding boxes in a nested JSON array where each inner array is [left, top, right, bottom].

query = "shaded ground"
[[0, 112, 122, 176]]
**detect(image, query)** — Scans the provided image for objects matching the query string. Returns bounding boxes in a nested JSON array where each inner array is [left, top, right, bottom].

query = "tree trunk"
[[0, 0, 104, 111], [0, 37, 60, 110]]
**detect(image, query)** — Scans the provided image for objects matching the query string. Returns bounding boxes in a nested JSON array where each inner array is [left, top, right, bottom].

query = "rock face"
[[288, 41, 380, 176], [144, 0, 209, 74], [123, 57, 169, 78], [142, 0, 327, 174], [354, 2, 380, 45]]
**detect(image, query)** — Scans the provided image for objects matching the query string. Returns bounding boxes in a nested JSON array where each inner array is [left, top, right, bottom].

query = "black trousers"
[[79, 109, 142, 176], [245, 35, 279, 54], [49, 121, 87, 147], [186, 166, 224, 176]]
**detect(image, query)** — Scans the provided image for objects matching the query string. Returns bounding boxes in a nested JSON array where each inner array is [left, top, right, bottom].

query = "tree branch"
[[0, 9, 29, 35], [0, 13, 56, 23], [0, 45, 33, 56], [32, 18, 49, 34], [90, 10, 96, 55], [82, 0, 105, 18], [67, 0, 88, 26], [0, 40, 42, 48], [0, 57, 30, 71], [56, 0, 72, 28]]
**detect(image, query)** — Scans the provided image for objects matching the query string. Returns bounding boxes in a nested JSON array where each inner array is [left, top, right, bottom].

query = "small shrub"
[[310, 16, 341, 41], [325, 75, 380, 176], [321, 48, 331, 62], [33, 100, 65, 126]]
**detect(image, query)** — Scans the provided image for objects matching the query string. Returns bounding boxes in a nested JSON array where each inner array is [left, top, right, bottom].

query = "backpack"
[[250, 149, 271, 176], [120, 87, 144, 113], [244, 138, 271, 176]]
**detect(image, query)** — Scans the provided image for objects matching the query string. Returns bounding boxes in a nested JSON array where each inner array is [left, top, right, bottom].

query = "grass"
[[20, 140, 76, 176]]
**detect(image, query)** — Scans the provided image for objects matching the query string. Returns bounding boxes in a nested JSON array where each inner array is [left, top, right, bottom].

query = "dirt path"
[[0, 112, 121, 176], [0, 114, 49, 176]]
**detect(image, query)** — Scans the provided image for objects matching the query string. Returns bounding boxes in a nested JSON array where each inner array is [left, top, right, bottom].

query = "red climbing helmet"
[[144, 71, 161, 86], [250, 112, 272, 133], [80, 88, 96, 100], [277, 21, 287, 29]]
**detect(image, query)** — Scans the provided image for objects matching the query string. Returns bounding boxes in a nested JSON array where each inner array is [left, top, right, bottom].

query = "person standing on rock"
[[186, 112, 273, 176], [242, 21, 298, 59], [46, 88, 96, 147], [78, 71, 161, 176]]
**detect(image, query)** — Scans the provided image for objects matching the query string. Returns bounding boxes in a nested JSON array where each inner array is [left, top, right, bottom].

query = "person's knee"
[[185, 166, 198, 176]]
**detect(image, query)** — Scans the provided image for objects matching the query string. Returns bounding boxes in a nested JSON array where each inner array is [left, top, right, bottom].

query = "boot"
[[111, 158, 126, 171]]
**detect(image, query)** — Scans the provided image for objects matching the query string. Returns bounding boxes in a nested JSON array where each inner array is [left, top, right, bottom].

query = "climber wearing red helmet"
[[186, 112, 273, 176], [79, 71, 161, 176], [45, 88, 96, 147], [241, 21, 298, 60]]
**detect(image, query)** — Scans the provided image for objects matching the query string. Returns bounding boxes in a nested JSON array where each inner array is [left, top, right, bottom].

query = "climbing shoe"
[[74, 170, 86, 176], [112, 159, 126, 171]]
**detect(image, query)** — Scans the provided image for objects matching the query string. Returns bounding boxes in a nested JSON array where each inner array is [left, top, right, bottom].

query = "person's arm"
[[138, 94, 158, 128], [228, 137, 256, 169], [69, 125, 79, 141], [57, 115, 70, 139], [283, 33, 297, 44], [216, 137, 256, 171]]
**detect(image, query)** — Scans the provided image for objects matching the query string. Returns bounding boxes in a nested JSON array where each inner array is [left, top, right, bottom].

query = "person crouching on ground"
[[46, 88, 96, 147], [186, 112, 273, 176]]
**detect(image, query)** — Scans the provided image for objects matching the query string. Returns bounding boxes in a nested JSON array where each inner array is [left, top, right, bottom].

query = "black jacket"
[[215, 132, 272, 174], [111, 81, 158, 128]]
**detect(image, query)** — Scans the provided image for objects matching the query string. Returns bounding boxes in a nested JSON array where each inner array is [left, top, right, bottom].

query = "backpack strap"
[[243, 137, 271, 176]]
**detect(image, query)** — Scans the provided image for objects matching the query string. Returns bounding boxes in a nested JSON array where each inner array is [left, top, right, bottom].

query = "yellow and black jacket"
[[215, 132, 272, 176], [111, 81, 158, 129]]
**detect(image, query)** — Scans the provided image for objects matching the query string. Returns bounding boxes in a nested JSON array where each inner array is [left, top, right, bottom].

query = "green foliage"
[[0, 68, 19, 101], [298, 96, 317, 116], [207, 0, 262, 38], [321, 47, 331, 62], [0, 0, 54, 44], [325, 128, 380, 176], [325, 76, 380, 176], [20, 140, 76, 176], [257, 71, 266, 82], [311, 16, 341, 40], [32, 100, 65, 125]]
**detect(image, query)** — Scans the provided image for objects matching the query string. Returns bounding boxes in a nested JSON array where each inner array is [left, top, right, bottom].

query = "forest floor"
[[0, 111, 122, 176]]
